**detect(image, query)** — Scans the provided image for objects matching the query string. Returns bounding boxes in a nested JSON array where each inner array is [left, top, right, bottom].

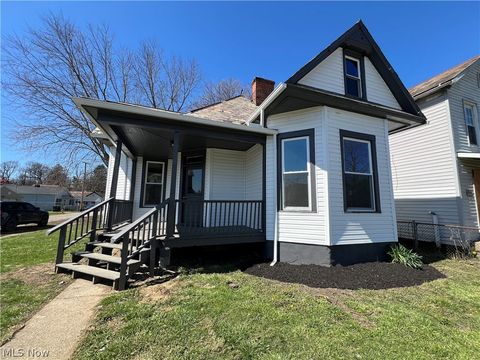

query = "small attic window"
[[344, 56, 362, 98]]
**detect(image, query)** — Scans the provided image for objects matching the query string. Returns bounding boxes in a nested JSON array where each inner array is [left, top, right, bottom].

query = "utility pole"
[[80, 161, 88, 211]]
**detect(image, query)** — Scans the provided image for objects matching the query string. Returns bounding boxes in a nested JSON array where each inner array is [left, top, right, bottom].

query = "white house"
[[390, 56, 480, 242], [2, 184, 73, 211], [70, 191, 104, 210], [50, 21, 425, 289]]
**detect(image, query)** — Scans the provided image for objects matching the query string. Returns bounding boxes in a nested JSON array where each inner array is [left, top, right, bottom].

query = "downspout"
[[270, 133, 279, 266]]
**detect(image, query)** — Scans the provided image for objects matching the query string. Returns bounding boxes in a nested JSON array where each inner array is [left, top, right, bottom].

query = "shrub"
[[388, 244, 423, 269]]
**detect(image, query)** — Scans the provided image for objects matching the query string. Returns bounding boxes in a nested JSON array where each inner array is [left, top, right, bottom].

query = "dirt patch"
[[0, 263, 68, 286], [244, 262, 446, 290], [139, 278, 182, 303]]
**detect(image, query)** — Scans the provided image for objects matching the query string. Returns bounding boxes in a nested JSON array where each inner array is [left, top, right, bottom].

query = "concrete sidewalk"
[[0, 279, 111, 359]]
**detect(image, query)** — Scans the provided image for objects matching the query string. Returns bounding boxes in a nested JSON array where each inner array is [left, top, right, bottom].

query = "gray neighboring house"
[[389, 56, 480, 242], [70, 191, 104, 210], [1, 184, 74, 211]]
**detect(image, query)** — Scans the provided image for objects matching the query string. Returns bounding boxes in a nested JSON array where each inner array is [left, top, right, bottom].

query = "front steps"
[[56, 236, 150, 290]]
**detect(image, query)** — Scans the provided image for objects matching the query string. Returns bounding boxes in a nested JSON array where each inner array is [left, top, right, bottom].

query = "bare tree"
[[3, 14, 202, 166], [45, 164, 70, 187], [192, 78, 251, 109], [0, 161, 19, 182], [21, 162, 51, 184]]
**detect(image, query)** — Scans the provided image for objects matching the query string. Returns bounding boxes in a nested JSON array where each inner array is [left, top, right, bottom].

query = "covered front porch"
[[82, 98, 274, 251]]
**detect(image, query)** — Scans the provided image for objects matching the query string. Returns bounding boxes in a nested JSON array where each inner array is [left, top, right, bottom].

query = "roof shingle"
[[189, 95, 258, 124]]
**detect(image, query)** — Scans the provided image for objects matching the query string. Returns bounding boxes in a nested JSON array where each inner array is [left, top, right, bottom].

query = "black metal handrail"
[[112, 200, 169, 290]]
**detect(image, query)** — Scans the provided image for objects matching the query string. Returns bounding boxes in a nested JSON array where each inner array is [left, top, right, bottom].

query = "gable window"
[[464, 101, 478, 146], [340, 130, 380, 213], [142, 161, 165, 206], [278, 130, 316, 211], [344, 56, 362, 98]]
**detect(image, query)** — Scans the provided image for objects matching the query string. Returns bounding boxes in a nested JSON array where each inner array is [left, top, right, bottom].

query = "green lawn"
[[0, 229, 75, 343], [74, 258, 480, 360]]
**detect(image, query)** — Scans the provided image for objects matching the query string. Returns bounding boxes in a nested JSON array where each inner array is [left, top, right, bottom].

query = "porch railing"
[[48, 197, 134, 264], [174, 199, 264, 237], [111, 200, 169, 290]]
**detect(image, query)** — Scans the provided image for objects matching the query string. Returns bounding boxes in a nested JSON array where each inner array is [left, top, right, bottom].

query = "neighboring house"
[[1, 184, 74, 211], [70, 191, 104, 210], [0, 185, 21, 201], [390, 56, 480, 241], [51, 21, 425, 289]]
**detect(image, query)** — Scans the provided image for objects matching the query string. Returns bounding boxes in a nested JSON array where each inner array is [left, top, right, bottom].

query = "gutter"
[[247, 83, 287, 125]]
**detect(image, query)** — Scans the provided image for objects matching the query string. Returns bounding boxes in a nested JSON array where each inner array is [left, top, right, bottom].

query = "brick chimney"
[[251, 77, 275, 106]]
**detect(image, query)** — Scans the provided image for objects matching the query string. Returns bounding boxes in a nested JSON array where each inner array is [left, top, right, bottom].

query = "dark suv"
[[1, 202, 49, 232]]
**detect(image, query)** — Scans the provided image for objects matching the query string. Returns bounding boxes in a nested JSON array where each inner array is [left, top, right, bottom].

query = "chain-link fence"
[[397, 220, 480, 253]]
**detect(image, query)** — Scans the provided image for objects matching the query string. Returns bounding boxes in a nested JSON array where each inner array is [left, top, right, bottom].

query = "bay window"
[[340, 130, 380, 213]]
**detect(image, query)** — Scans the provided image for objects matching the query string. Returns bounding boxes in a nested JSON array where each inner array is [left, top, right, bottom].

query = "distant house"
[[1, 184, 74, 211], [390, 56, 480, 241], [69, 191, 104, 210]]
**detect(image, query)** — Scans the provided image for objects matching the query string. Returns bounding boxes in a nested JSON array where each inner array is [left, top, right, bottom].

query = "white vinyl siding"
[[245, 144, 263, 200], [364, 57, 401, 109], [298, 48, 345, 94], [105, 145, 133, 201], [449, 61, 480, 153], [389, 93, 461, 226], [327, 107, 397, 245], [266, 107, 327, 245]]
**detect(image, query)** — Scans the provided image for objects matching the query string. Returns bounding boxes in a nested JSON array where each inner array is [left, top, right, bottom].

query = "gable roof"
[[3, 184, 71, 196], [409, 56, 480, 99], [69, 191, 103, 199], [189, 95, 258, 124], [286, 20, 422, 118]]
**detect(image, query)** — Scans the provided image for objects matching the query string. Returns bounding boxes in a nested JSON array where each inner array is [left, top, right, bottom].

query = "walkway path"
[[0, 279, 110, 359]]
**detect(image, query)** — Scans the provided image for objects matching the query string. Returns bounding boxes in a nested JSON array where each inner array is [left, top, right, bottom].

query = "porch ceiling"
[[75, 97, 273, 159]]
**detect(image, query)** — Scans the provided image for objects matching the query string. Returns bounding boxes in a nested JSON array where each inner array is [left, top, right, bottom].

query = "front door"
[[181, 155, 205, 227]]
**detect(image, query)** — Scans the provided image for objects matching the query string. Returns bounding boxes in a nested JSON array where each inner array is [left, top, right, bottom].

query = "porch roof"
[[74, 97, 275, 159]]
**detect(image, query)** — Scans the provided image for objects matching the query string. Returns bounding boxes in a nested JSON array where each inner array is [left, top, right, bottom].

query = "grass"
[[0, 229, 78, 343], [74, 258, 480, 360]]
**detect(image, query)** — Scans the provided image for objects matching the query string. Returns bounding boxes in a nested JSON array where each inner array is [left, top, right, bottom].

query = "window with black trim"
[[142, 161, 164, 206], [340, 130, 380, 212], [464, 101, 478, 146], [278, 130, 316, 211], [344, 56, 362, 98]]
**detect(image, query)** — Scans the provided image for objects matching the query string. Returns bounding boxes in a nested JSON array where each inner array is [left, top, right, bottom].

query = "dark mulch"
[[244, 262, 446, 290]]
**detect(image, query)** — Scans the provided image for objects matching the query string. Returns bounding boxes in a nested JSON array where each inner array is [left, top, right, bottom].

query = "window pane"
[[144, 184, 163, 205], [346, 58, 359, 77], [345, 77, 360, 97], [468, 126, 477, 145], [345, 174, 373, 209], [343, 139, 371, 173], [465, 107, 474, 125], [283, 138, 308, 172], [284, 173, 309, 208], [147, 163, 164, 183], [186, 168, 203, 195]]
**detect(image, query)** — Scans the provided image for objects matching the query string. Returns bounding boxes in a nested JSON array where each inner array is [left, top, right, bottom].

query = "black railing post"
[[118, 234, 129, 291], [55, 227, 67, 265], [150, 210, 159, 276], [166, 131, 181, 239], [106, 140, 122, 231], [90, 207, 99, 244]]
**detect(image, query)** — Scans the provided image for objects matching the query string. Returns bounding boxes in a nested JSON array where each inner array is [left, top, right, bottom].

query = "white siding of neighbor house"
[[447, 61, 480, 229], [265, 107, 328, 245], [298, 48, 345, 94], [389, 93, 461, 225], [364, 57, 401, 109], [326, 107, 397, 245]]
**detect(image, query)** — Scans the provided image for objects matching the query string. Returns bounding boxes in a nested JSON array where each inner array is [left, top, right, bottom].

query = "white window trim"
[[281, 136, 312, 211], [342, 137, 376, 212], [464, 101, 478, 147], [143, 161, 165, 207], [345, 56, 362, 97]]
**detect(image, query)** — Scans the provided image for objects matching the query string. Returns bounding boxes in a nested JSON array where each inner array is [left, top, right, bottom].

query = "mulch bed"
[[244, 262, 446, 290]]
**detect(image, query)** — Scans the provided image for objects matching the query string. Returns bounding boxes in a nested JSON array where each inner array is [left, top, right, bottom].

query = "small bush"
[[388, 244, 423, 269]]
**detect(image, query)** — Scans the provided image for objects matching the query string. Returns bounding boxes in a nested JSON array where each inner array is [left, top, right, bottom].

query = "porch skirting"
[[266, 241, 397, 266]]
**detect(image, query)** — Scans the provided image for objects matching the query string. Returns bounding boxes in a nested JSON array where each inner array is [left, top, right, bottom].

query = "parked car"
[[0, 201, 49, 232]]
